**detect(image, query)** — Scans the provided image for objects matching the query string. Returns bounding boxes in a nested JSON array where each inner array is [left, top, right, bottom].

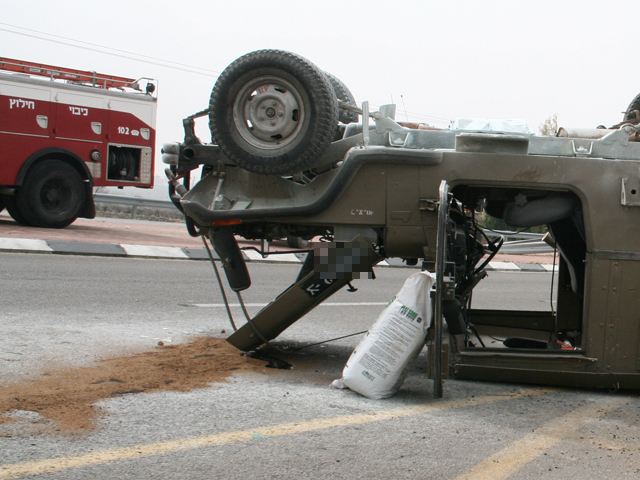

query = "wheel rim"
[[40, 178, 71, 214], [232, 75, 307, 150]]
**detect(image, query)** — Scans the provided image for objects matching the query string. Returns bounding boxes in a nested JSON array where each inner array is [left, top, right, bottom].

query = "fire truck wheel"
[[624, 93, 640, 124], [0, 196, 3, 214], [2, 194, 32, 226], [209, 49, 338, 175], [324, 72, 359, 124], [18, 159, 86, 228]]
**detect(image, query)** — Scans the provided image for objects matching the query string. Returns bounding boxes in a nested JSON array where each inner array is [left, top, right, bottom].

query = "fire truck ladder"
[[0, 57, 144, 91]]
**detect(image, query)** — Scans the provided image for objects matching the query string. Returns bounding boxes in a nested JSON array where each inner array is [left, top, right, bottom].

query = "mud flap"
[[79, 183, 96, 219], [227, 241, 382, 351], [210, 228, 251, 292]]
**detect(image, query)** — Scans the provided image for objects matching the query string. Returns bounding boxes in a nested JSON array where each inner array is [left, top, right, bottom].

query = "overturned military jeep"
[[163, 49, 640, 394]]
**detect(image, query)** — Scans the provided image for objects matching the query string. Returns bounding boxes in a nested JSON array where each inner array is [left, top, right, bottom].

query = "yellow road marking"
[[454, 396, 630, 480], [0, 388, 551, 479]]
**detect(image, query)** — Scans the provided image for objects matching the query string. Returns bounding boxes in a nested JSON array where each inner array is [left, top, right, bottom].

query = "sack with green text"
[[338, 271, 435, 399]]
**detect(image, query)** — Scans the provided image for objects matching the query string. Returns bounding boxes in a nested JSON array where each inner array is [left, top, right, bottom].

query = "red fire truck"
[[0, 58, 157, 228]]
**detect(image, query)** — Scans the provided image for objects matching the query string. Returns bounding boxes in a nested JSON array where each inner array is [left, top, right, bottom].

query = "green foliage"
[[480, 212, 511, 231], [539, 114, 558, 136]]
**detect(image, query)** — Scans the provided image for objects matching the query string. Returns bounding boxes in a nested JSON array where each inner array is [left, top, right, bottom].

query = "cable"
[[0, 24, 219, 77], [233, 289, 370, 355], [203, 233, 370, 355], [549, 245, 558, 343], [550, 246, 557, 317], [0, 22, 219, 74], [472, 235, 504, 275], [469, 324, 486, 348], [0, 23, 458, 127], [359, 101, 450, 126], [202, 236, 237, 332], [241, 246, 312, 256], [204, 231, 317, 353], [290, 331, 367, 351], [400, 95, 409, 122], [234, 290, 291, 355]]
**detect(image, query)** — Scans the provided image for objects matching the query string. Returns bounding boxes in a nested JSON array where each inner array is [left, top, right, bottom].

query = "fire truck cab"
[[0, 58, 157, 228]]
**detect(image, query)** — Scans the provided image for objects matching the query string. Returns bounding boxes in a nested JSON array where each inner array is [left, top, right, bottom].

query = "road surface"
[[1, 253, 637, 479]]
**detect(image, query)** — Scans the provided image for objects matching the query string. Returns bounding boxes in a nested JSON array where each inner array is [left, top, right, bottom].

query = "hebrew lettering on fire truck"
[[0, 58, 157, 228]]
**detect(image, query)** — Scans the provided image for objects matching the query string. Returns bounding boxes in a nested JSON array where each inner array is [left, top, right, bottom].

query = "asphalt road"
[[0, 254, 553, 380], [1, 254, 638, 479]]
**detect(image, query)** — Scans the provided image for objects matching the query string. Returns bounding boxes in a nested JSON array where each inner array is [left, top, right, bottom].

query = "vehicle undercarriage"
[[163, 49, 640, 394]]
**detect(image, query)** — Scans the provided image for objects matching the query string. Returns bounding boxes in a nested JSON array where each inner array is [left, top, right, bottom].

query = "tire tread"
[[209, 50, 338, 175]]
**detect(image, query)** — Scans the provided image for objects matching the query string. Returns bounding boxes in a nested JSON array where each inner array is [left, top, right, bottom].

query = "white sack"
[[340, 271, 435, 399]]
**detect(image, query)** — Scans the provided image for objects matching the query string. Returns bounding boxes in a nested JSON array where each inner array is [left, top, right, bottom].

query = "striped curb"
[[0, 237, 556, 271]]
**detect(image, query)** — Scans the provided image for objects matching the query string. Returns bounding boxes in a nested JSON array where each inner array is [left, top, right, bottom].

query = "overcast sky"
[[2, 0, 638, 181]]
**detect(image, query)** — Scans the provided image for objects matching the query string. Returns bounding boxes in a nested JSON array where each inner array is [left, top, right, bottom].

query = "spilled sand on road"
[[0, 337, 266, 434]]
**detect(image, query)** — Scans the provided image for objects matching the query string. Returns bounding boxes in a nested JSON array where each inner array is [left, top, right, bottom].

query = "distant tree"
[[539, 114, 558, 136], [480, 212, 511, 231]]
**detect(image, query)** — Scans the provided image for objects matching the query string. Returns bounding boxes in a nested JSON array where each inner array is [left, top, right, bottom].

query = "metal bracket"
[[357, 101, 407, 146], [338, 101, 362, 114], [601, 124, 640, 147], [182, 117, 202, 146], [570, 139, 593, 157], [362, 101, 370, 147], [433, 180, 450, 399], [372, 111, 407, 134], [621, 178, 640, 206], [419, 199, 439, 211]]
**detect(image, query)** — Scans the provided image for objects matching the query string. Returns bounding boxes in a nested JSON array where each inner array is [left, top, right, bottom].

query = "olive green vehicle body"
[[169, 118, 640, 392]]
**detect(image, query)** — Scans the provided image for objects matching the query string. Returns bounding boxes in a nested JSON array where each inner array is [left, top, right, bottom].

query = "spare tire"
[[209, 50, 339, 175], [623, 93, 640, 124], [324, 72, 359, 124]]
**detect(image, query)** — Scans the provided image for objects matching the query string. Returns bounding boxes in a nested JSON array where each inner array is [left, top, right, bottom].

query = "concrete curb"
[[0, 237, 556, 272]]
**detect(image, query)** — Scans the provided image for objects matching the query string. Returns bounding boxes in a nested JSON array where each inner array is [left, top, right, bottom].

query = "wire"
[[550, 246, 557, 316], [202, 236, 237, 332], [241, 246, 313, 256], [234, 289, 370, 354], [0, 23, 458, 127], [400, 95, 409, 123], [549, 245, 558, 343], [469, 324, 486, 348], [235, 291, 292, 355], [203, 234, 370, 355], [359, 101, 450, 126], [0, 23, 219, 77], [472, 235, 504, 275], [203, 234, 303, 354], [289, 331, 367, 351]]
